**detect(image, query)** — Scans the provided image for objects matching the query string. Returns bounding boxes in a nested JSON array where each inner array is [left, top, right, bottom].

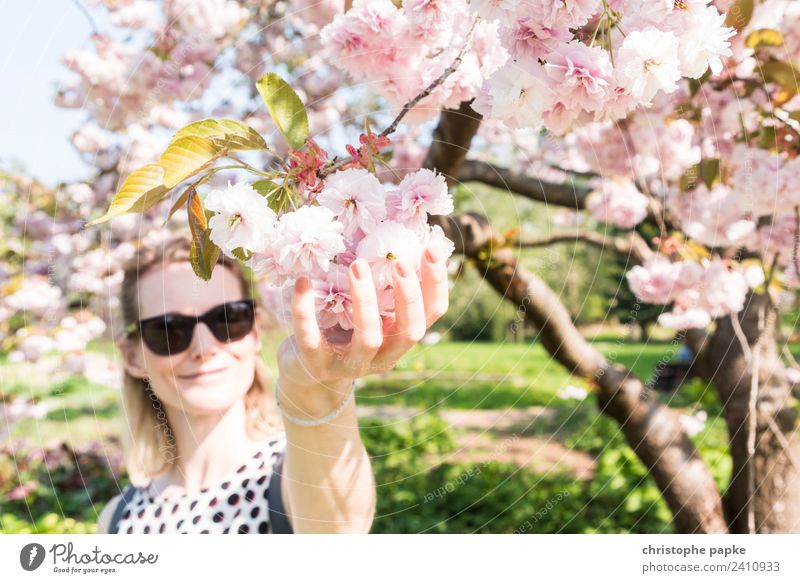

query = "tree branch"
[[517, 230, 653, 265], [457, 159, 592, 209], [457, 159, 670, 234]]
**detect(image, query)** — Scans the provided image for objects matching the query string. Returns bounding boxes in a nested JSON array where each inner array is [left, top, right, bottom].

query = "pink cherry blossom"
[[532, 0, 602, 28], [72, 122, 110, 154], [313, 264, 355, 330], [626, 256, 702, 304], [586, 178, 650, 229], [657, 306, 712, 330], [387, 168, 453, 223], [421, 224, 456, 264], [677, 6, 735, 78], [501, 16, 572, 62], [272, 205, 346, 279], [615, 28, 682, 105], [355, 220, 424, 289], [695, 258, 749, 318], [470, 0, 524, 26], [472, 58, 553, 129], [5, 277, 64, 315], [668, 184, 756, 248], [205, 182, 278, 258], [544, 41, 614, 113], [317, 168, 387, 237]]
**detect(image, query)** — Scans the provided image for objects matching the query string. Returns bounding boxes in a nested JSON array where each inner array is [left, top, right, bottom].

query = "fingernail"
[[425, 246, 441, 263], [352, 259, 364, 280], [395, 259, 408, 277]]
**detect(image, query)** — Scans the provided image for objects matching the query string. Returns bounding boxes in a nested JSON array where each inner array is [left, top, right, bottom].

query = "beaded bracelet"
[[274, 378, 357, 427]]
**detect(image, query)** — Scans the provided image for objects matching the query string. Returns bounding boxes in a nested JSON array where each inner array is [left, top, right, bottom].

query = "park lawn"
[[359, 338, 707, 409]]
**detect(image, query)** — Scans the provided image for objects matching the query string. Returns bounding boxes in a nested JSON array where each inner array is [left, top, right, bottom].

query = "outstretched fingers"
[[346, 258, 383, 375], [291, 276, 322, 355], [375, 257, 426, 369], [420, 245, 450, 327]]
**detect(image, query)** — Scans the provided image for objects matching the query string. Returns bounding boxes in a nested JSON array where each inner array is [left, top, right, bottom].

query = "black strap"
[[267, 450, 294, 534], [108, 484, 137, 534]]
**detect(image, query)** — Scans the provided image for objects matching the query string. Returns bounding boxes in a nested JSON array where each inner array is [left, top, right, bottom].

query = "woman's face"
[[118, 261, 263, 416]]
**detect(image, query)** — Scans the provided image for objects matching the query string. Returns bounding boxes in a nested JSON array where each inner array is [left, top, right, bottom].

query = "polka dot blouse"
[[113, 432, 288, 534]]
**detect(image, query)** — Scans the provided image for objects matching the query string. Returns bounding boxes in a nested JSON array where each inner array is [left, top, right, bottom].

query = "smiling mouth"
[[179, 368, 227, 379]]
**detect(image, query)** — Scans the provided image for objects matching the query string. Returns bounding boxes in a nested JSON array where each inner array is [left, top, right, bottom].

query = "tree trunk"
[[701, 293, 800, 533]]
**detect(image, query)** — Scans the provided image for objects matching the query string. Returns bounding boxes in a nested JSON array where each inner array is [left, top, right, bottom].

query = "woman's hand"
[[275, 244, 450, 420]]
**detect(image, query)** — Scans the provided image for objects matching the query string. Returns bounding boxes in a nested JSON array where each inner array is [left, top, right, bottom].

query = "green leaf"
[[701, 159, 721, 189], [745, 28, 784, 49], [187, 188, 220, 281], [268, 188, 293, 214], [158, 136, 222, 189], [725, 0, 754, 31], [680, 166, 697, 192], [85, 164, 168, 227], [251, 179, 281, 197], [252, 179, 293, 213], [171, 118, 268, 151], [230, 247, 252, 262], [759, 125, 777, 149], [186, 185, 206, 236], [680, 159, 721, 191], [760, 60, 800, 98], [256, 73, 309, 150]]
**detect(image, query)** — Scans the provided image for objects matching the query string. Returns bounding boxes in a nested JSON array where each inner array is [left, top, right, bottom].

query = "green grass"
[[359, 339, 714, 410]]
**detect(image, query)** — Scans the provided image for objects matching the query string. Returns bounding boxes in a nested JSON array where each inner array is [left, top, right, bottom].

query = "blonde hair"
[[117, 234, 282, 485]]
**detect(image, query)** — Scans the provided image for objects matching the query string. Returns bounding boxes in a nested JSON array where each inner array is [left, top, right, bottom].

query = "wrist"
[[275, 376, 355, 421]]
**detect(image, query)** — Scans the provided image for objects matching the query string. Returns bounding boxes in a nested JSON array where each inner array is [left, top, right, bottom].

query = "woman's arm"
[[275, 247, 449, 533], [279, 379, 376, 533]]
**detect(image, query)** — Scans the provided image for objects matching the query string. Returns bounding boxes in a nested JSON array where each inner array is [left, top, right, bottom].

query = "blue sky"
[[0, 1, 98, 186]]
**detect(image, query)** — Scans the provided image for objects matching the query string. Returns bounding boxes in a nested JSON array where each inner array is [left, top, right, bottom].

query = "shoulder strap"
[[267, 449, 294, 534], [108, 484, 137, 534]]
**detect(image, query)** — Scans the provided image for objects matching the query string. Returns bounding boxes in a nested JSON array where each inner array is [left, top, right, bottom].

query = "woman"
[[96, 233, 450, 534]]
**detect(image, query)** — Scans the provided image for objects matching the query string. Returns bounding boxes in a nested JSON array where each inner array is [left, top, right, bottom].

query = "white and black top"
[[109, 432, 293, 534]]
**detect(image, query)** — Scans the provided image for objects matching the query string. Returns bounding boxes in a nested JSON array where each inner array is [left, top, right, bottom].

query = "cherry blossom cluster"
[[470, 0, 735, 133], [528, 0, 800, 331], [0, 170, 175, 375], [204, 168, 456, 332], [626, 138, 800, 329], [320, 0, 509, 123], [626, 255, 758, 330], [663, 143, 800, 255], [58, 0, 248, 131]]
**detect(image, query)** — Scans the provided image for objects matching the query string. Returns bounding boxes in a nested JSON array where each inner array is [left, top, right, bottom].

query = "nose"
[[186, 321, 221, 360]]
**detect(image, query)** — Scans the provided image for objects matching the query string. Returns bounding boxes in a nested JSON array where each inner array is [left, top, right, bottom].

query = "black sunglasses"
[[124, 299, 256, 356]]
